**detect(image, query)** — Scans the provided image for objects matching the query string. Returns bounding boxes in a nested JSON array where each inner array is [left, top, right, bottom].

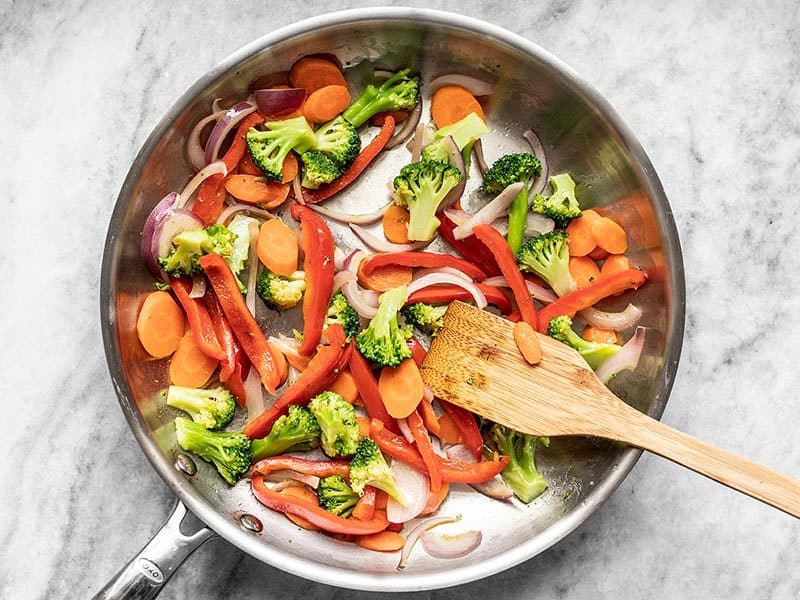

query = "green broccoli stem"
[[507, 183, 530, 254], [461, 141, 474, 174]]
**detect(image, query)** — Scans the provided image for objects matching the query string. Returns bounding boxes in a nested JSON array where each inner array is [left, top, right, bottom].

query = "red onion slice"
[[216, 203, 276, 225], [188, 276, 206, 299], [264, 470, 320, 489], [409, 121, 425, 162], [203, 101, 257, 165], [441, 136, 466, 209], [525, 212, 555, 236], [349, 224, 427, 252], [387, 461, 429, 523], [309, 200, 393, 224], [253, 88, 306, 117], [407, 273, 487, 309], [442, 208, 471, 227], [397, 516, 459, 570], [292, 172, 305, 206], [176, 160, 228, 209], [187, 108, 226, 171], [421, 530, 482, 559], [483, 275, 556, 303], [451, 182, 525, 240], [141, 192, 180, 276], [385, 100, 424, 150], [445, 444, 514, 499], [595, 326, 646, 384], [523, 129, 549, 196], [341, 281, 379, 318], [429, 74, 495, 96], [473, 139, 489, 176], [244, 221, 260, 316], [151, 209, 204, 277], [396, 418, 416, 444], [414, 267, 473, 283], [343, 249, 369, 274], [580, 304, 643, 331], [244, 369, 265, 422], [332, 271, 356, 293], [423, 385, 434, 404]]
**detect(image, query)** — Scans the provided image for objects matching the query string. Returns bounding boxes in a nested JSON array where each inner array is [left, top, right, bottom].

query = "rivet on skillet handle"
[[92, 501, 216, 600]]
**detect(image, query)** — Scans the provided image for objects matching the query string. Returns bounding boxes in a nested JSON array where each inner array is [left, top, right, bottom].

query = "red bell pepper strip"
[[291, 204, 335, 356], [407, 336, 427, 367], [192, 112, 265, 225], [437, 211, 501, 277], [473, 224, 538, 330], [418, 398, 441, 437], [250, 456, 350, 478], [169, 277, 226, 361], [203, 290, 237, 381], [251, 476, 389, 535], [301, 116, 395, 204], [243, 336, 345, 439], [406, 284, 513, 315], [199, 254, 281, 394], [348, 349, 400, 434], [536, 269, 647, 333], [370, 419, 509, 484], [506, 311, 522, 323], [438, 400, 484, 460], [407, 411, 443, 492], [226, 354, 249, 407], [351, 486, 377, 521], [361, 252, 487, 282]]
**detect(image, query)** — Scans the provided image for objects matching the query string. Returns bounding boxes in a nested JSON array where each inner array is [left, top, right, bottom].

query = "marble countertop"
[[2, 1, 799, 598]]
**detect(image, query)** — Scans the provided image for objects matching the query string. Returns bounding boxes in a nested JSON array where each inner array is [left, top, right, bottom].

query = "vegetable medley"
[[135, 55, 647, 563]]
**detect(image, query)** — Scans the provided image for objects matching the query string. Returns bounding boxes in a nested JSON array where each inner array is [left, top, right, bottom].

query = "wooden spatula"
[[421, 301, 800, 517]]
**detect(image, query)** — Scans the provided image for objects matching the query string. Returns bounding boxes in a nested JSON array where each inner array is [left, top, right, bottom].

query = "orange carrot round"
[[329, 369, 359, 403], [580, 209, 603, 224], [378, 358, 424, 419], [566, 215, 597, 257], [257, 219, 298, 276], [431, 85, 486, 128], [382, 205, 411, 244], [357, 260, 413, 292], [357, 416, 372, 438], [600, 254, 631, 279], [591, 217, 628, 254], [225, 175, 290, 206], [356, 531, 405, 552], [169, 331, 219, 387], [568, 256, 601, 289], [137, 291, 185, 358], [289, 57, 346, 94], [304, 85, 351, 124], [238, 153, 262, 176], [280, 153, 299, 184], [279, 486, 321, 531], [437, 413, 464, 444], [512, 321, 542, 365], [583, 325, 620, 345]]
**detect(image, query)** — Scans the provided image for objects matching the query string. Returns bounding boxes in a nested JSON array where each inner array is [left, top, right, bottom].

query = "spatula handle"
[[623, 414, 800, 518]]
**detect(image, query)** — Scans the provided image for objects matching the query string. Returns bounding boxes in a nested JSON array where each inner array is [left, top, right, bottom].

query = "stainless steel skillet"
[[96, 7, 685, 598]]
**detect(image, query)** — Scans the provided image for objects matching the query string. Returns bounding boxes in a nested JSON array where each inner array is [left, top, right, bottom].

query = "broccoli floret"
[[300, 150, 343, 189], [355, 286, 412, 367], [250, 405, 321, 461], [393, 159, 464, 241], [315, 116, 361, 167], [158, 224, 237, 278], [308, 391, 360, 458], [166, 385, 236, 430], [547, 315, 621, 370], [402, 302, 447, 338], [422, 112, 490, 164], [174, 417, 251, 484], [343, 69, 420, 128], [326, 291, 361, 340], [480, 153, 541, 194], [317, 475, 360, 517], [246, 116, 317, 180], [349, 438, 405, 503], [516, 230, 576, 297], [488, 424, 549, 503], [256, 270, 306, 311], [531, 173, 582, 227]]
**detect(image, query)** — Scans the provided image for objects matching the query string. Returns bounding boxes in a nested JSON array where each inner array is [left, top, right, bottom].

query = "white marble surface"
[[2, 0, 800, 598]]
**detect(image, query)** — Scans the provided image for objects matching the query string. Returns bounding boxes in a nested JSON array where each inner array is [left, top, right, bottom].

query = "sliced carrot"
[[437, 413, 463, 444], [279, 485, 321, 531], [137, 291, 185, 358], [289, 57, 346, 94], [566, 214, 597, 257], [569, 256, 601, 289], [378, 359, 424, 419], [352, 486, 376, 521], [225, 175, 290, 206], [600, 254, 631, 279], [583, 325, 620, 345], [280, 153, 299, 184], [257, 219, 298, 276], [591, 217, 628, 254], [329, 369, 359, 403], [304, 85, 351, 124], [356, 531, 405, 552], [375, 491, 389, 510], [419, 482, 450, 516], [370, 109, 409, 126], [357, 260, 413, 292], [512, 321, 542, 365], [169, 331, 219, 387], [357, 416, 372, 438], [580, 209, 603, 224], [268, 341, 289, 388], [382, 205, 411, 244], [588, 246, 610, 261], [431, 85, 485, 128], [238, 152, 263, 176]]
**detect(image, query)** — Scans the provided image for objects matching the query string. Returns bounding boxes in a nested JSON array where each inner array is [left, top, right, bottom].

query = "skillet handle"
[[92, 501, 217, 600]]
